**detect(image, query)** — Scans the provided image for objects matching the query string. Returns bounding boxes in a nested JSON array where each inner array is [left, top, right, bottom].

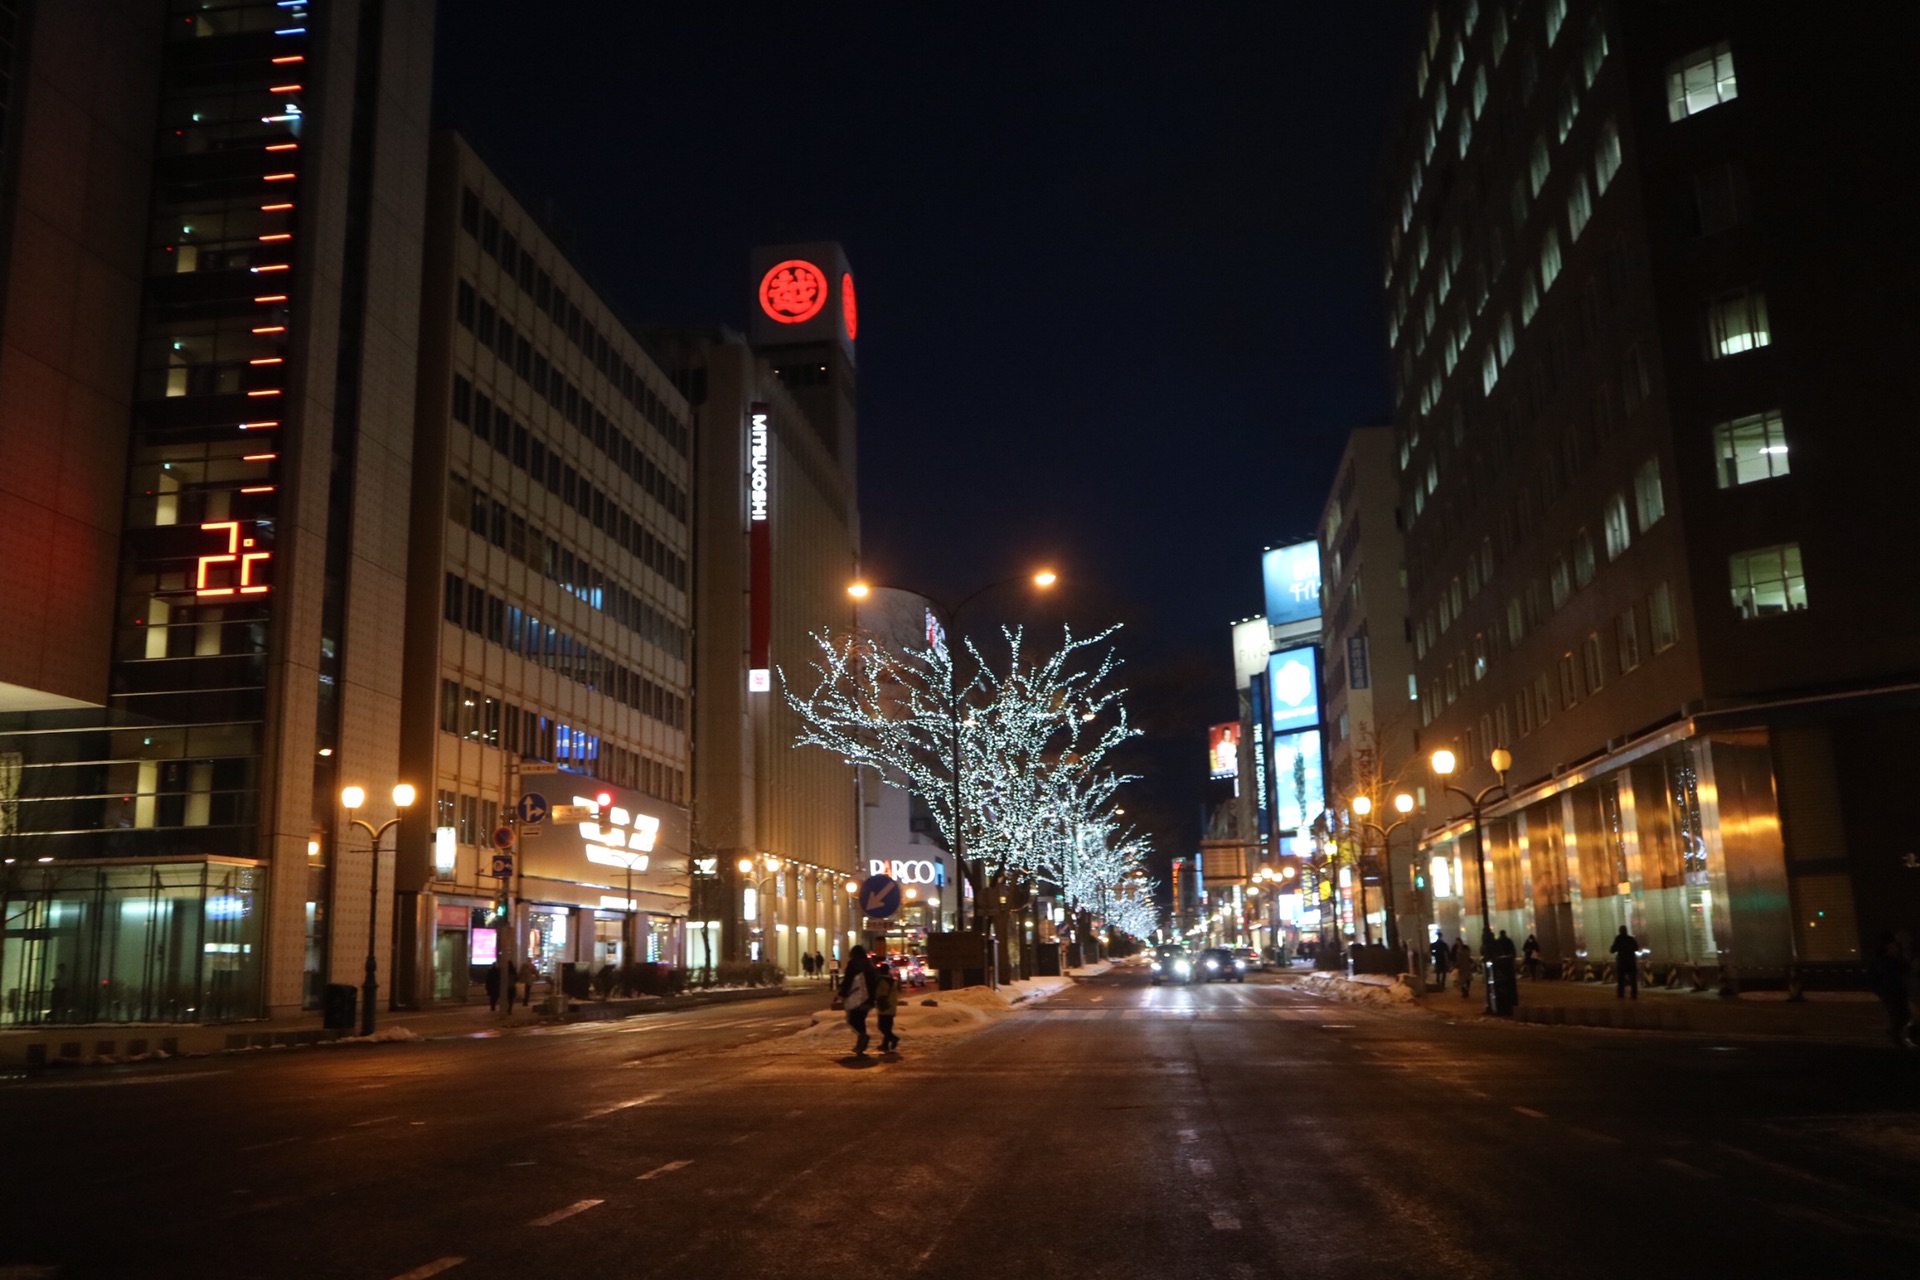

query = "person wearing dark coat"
[[1610, 925, 1640, 999], [1430, 935, 1452, 990], [1522, 933, 1543, 980], [838, 945, 877, 1055], [1867, 933, 1912, 1048], [483, 962, 502, 1012]]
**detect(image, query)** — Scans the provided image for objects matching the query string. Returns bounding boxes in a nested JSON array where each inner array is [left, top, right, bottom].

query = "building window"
[[1582, 633, 1606, 694], [1556, 77, 1579, 144], [1482, 346, 1500, 396], [1550, 555, 1572, 609], [1567, 174, 1594, 241], [1649, 582, 1679, 651], [1491, 6, 1508, 63], [1730, 544, 1808, 619], [1520, 269, 1539, 327], [1582, 16, 1609, 87], [1714, 410, 1791, 487], [1506, 596, 1525, 647], [1545, 0, 1567, 45], [1539, 227, 1563, 291], [1616, 608, 1641, 673], [1594, 119, 1622, 194], [1472, 66, 1489, 119], [1534, 674, 1554, 725], [1693, 164, 1750, 235], [1668, 41, 1738, 122], [1603, 493, 1632, 560], [1573, 532, 1596, 588], [1705, 288, 1772, 358], [1559, 652, 1580, 707], [1529, 132, 1551, 197], [1635, 457, 1667, 528]]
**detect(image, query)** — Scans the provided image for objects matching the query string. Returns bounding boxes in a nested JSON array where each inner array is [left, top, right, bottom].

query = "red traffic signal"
[[595, 792, 613, 808]]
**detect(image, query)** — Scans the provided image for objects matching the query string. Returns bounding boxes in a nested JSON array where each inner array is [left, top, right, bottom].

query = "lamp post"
[[737, 853, 782, 968], [847, 569, 1058, 937], [1350, 791, 1416, 951], [1429, 748, 1511, 942], [341, 782, 416, 1037]]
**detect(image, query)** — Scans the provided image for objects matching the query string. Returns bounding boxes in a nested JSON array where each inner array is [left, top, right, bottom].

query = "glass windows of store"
[[595, 913, 624, 966], [526, 907, 568, 988], [0, 860, 262, 1026]]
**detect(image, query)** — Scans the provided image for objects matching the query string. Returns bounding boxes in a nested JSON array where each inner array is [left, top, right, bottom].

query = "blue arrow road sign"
[[859, 874, 903, 920], [517, 793, 549, 824]]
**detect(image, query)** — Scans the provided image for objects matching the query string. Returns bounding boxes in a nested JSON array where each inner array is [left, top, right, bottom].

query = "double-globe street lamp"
[[846, 570, 1058, 940], [1349, 791, 1415, 951], [737, 852, 782, 967], [1429, 748, 1512, 945], [340, 782, 416, 1036]]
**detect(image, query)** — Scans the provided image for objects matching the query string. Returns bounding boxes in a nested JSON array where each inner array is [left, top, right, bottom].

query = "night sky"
[[435, 3, 1427, 868]]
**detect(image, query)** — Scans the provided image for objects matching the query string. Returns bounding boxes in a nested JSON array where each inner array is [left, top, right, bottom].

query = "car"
[[1195, 947, 1247, 983], [1232, 946, 1265, 972], [1148, 946, 1194, 985]]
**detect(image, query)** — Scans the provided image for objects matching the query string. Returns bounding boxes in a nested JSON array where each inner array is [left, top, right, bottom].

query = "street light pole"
[[1429, 749, 1511, 940], [1351, 792, 1416, 953], [341, 783, 416, 1037]]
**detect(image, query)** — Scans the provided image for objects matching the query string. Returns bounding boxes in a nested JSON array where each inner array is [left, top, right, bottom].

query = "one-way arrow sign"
[[859, 873, 903, 920]]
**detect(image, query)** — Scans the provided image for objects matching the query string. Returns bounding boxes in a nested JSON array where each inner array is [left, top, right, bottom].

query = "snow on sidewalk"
[[770, 964, 1108, 1056]]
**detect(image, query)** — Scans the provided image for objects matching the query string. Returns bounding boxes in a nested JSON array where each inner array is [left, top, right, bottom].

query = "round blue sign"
[[857, 874, 903, 920]]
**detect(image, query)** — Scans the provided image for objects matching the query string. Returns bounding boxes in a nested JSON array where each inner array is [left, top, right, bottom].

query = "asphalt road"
[[2, 968, 1916, 1279]]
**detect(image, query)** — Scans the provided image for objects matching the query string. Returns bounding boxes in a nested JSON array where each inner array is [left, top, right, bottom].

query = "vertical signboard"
[[747, 403, 772, 691], [1248, 676, 1272, 840], [1208, 723, 1241, 780]]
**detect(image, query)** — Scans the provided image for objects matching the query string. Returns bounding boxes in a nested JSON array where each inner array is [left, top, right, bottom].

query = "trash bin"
[[1485, 958, 1518, 1016], [321, 983, 357, 1031]]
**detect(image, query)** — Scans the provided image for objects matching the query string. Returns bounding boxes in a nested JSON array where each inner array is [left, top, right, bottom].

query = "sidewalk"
[[1282, 966, 1893, 1044], [0, 983, 802, 1070]]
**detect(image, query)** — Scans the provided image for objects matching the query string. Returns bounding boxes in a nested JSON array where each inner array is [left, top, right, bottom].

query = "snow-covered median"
[[1296, 970, 1421, 1008]]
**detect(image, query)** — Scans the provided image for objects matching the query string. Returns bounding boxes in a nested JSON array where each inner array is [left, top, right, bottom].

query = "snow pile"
[[316, 1026, 425, 1047], [1298, 970, 1420, 1007]]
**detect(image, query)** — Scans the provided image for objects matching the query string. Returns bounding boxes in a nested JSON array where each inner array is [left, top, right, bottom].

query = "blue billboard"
[[1262, 541, 1323, 629], [1270, 729, 1325, 834], [1266, 645, 1320, 735]]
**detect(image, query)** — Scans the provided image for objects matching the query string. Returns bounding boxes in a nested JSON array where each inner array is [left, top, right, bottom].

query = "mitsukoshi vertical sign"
[[747, 404, 772, 692]]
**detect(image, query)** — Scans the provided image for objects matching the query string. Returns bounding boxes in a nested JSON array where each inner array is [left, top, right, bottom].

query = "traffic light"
[[489, 900, 508, 926], [595, 791, 612, 809]]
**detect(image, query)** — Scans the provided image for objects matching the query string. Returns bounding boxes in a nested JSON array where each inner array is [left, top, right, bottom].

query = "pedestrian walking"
[[521, 958, 538, 1008], [837, 945, 877, 1056], [1522, 933, 1542, 980], [1867, 933, 1911, 1048], [1493, 930, 1519, 1011], [1430, 935, 1451, 991], [484, 962, 502, 1012], [1451, 936, 1475, 1000], [873, 956, 901, 1053], [801, 951, 814, 979], [1610, 925, 1640, 999], [813, 950, 826, 980]]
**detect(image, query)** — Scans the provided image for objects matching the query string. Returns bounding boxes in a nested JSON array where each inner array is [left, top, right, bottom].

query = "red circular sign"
[[759, 259, 828, 324], [841, 272, 858, 340]]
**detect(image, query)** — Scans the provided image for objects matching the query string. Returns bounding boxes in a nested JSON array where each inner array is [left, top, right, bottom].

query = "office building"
[[0, 0, 435, 1022], [393, 132, 695, 1005], [1387, 0, 1920, 974]]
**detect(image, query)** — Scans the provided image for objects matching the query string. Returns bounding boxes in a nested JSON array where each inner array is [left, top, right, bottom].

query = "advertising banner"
[[1269, 729, 1326, 835], [1261, 541, 1323, 629], [1266, 645, 1321, 735], [1248, 676, 1272, 840], [1208, 722, 1241, 780]]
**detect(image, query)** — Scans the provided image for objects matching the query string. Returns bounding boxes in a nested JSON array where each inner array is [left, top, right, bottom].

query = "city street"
[[2, 968, 1916, 1278]]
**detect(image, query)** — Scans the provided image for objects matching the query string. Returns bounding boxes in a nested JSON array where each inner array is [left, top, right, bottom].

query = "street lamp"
[[846, 569, 1059, 936], [341, 782, 415, 1036], [738, 853, 782, 967], [1350, 791, 1416, 950], [1430, 748, 1511, 944]]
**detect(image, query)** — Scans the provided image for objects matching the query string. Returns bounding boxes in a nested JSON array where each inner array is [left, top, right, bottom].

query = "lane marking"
[[529, 1199, 603, 1227], [351, 1115, 401, 1128], [1177, 1129, 1199, 1144], [390, 1259, 465, 1280], [636, 1159, 694, 1181], [1512, 1106, 1548, 1120], [239, 1137, 302, 1153], [1090, 995, 1104, 1002], [1188, 1158, 1214, 1176], [1208, 1210, 1242, 1231], [579, 1094, 659, 1120]]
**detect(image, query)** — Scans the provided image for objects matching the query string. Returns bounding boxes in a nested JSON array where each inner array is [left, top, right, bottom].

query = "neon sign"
[[195, 521, 270, 597], [748, 410, 770, 521], [841, 272, 858, 340], [759, 259, 827, 324], [575, 794, 659, 872]]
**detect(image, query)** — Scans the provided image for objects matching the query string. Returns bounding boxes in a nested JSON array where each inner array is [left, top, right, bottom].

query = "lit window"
[[1616, 608, 1641, 673], [1458, 110, 1474, 158], [1573, 531, 1596, 588], [1634, 457, 1666, 528], [1705, 287, 1771, 358], [1498, 314, 1515, 366], [1594, 119, 1622, 193], [1416, 48, 1430, 96], [1669, 41, 1738, 121], [1546, 0, 1568, 45], [1506, 596, 1525, 647], [1449, 35, 1465, 84], [1559, 652, 1580, 707], [1433, 84, 1449, 136], [1582, 632, 1606, 694], [1472, 67, 1489, 120], [1567, 173, 1593, 241], [1603, 493, 1632, 560], [1729, 544, 1808, 619], [1539, 227, 1563, 291], [1713, 410, 1790, 487], [1582, 17, 1609, 87], [1482, 346, 1500, 396], [1649, 582, 1679, 651], [1520, 269, 1539, 326], [1550, 556, 1571, 608], [1557, 78, 1579, 144], [1535, 673, 1554, 725], [1491, 7, 1508, 64], [1529, 133, 1551, 197]]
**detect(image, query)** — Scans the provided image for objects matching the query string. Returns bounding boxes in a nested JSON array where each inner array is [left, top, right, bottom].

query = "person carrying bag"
[[837, 946, 876, 1056]]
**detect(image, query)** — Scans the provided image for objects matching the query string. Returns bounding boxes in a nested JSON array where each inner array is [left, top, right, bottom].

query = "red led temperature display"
[[196, 521, 271, 597]]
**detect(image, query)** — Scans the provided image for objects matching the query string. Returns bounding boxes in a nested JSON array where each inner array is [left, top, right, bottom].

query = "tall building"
[[1387, 1, 1920, 974], [393, 132, 695, 1006], [652, 244, 861, 977], [1316, 427, 1421, 945], [0, 0, 436, 1022]]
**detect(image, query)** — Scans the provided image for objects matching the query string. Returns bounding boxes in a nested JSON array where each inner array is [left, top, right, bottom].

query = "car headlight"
[[1150, 961, 1162, 971], [1234, 960, 1246, 970], [1205, 960, 1218, 970], [1174, 960, 1191, 974]]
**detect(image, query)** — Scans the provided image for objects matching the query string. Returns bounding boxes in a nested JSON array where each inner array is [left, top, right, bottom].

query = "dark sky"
[[435, 3, 1426, 864]]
